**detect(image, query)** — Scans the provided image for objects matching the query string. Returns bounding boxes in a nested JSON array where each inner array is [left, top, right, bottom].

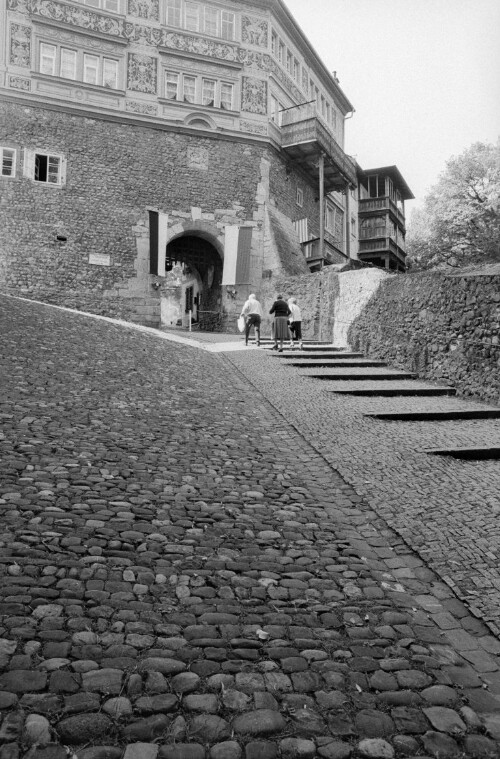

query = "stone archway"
[[161, 233, 223, 329]]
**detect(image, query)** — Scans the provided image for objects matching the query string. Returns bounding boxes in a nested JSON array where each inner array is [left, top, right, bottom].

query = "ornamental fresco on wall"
[[127, 0, 159, 21], [19, 0, 124, 37], [10, 23, 31, 68], [241, 16, 268, 48], [240, 120, 267, 136], [241, 76, 267, 115], [126, 99, 158, 115], [6, 0, 314, 106], [162, 31, 239, 61], [7, 0, 30, 14], [42, 25, 121, 52], [127, 53, 157, 93], [9, 75, 31, 90]]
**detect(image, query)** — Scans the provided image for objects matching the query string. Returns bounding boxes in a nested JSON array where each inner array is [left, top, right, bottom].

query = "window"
[[296, 187, 303, 207], [368, 175, 386, 198], [286, 50, 293, 75], [35, 153, 62, 184], [165, 1, 235, 39], [83, 54, 99, 85], [185, 2, 200, 31], [40, 43, 56, 76], [221, 10, 235, 40], [271, 30, 278, 57], [325, 202, 344, 242], [38, 43, 120, 89], [102, 58, 118, 89], [166, 0, 182, 26], [165, 71, 234, 110], [1, 148, 16, 178], [204, 6, 218, 36], [60, 48, 77, 80], [202, 78, 215, 106], [165, 72, 179, 100], [183, 75, 196, 103], [81, 0, 120, 12], [220, 82, 233, 110], [270, 95, 283, 125], [360, 217, 386, 238], [278, 41, 285, 65]]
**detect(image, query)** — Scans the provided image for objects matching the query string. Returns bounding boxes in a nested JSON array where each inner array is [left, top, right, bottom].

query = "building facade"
[[0, 0, 411, 327]]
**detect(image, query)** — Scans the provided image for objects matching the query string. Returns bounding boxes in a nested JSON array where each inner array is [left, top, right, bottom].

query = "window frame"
[[166, 0, 182, 27], [296, 187, 304, 207], [184, 1, 200, 32], [325, 201, 344, 241], [0, 147, 16, 178], [38, 40, 121, 90], [164, 69, 235, 111], [34, 152, 63, 185], [40, 42, 56, 76], [60, 47, 77, 80], [80, 0, 122, 13]]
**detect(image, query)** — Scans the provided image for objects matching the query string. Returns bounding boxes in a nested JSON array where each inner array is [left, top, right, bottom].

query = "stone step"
[[278, 352, 365, 359], [425, 446, 500, 459], [323, 382, 457, 397], [365, 409, 500, 421], [287, 359, 388, 368], [298, 368, 417, 381]]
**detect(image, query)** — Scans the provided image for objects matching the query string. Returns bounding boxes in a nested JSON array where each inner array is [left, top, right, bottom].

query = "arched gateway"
[[160, 233, 223, 330]]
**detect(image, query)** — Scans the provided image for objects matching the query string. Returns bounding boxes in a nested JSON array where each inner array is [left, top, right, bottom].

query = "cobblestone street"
[[1, 296, 500, 759]]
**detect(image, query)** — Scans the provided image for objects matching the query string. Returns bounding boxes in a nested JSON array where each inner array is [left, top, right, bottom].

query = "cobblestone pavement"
[[1, 296, 500, 759], [227, 351, 500, 635]]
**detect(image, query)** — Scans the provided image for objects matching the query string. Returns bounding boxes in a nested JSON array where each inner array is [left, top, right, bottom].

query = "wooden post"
[[319, 153, 325, 262], [345, 180, 351, 260]]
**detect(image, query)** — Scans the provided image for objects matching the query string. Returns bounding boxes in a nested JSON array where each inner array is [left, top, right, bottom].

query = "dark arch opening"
[[166, 235, 223, 330]]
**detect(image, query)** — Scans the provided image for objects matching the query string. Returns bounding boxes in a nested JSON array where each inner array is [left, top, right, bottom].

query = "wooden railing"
[[359, 196, 406, 227]]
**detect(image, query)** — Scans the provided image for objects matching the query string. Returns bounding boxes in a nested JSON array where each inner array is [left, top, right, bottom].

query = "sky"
[[284, 0, 500, 210]]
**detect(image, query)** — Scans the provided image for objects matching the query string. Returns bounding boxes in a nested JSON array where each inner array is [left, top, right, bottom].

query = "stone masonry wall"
[[348, 271, 500, 404], [271, 268, 389, 343], [0, 101, 315, 325]]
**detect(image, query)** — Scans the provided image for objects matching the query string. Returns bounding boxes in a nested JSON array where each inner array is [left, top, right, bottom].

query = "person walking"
[[269, 294, 291, 352], [240, 293, 263, 346], [288, 297, 303, 351]]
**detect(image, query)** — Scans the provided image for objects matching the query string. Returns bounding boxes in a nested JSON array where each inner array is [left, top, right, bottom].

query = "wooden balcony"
[[359, 196, 406, 228], [280, 103, 357, 191], [359, 237, 406, 266]]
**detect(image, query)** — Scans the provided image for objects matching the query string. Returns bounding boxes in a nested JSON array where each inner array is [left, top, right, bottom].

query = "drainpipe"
[[319, 153, 325, 263]]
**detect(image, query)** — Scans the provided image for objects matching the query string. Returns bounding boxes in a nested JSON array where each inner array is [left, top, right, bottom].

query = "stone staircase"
[[266, 341, 500, 459]]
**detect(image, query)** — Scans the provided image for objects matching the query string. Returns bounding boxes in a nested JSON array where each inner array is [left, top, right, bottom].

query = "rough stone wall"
[[348, 271, 500, 403], [270, 268, 388, 343], [0, 101, 316, 326]]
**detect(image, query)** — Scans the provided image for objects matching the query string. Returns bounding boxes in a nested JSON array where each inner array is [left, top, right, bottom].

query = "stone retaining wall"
[[273, 267, 390, 344], [348, 270, 500, 403]]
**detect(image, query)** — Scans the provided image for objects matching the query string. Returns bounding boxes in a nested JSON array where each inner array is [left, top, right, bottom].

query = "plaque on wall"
[[89, 253, 111, 266]]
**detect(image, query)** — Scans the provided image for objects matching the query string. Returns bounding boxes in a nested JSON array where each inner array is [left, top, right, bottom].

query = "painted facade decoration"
[[9, 23, 31, 67], [127, 0, 159, 21], [241, 15, 268, 48], [241, 76, 267, 114], [127, 53, 157, 93]]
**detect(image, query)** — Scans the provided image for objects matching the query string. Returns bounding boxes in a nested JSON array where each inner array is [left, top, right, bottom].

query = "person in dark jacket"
[[269, 294, 291, 352]]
